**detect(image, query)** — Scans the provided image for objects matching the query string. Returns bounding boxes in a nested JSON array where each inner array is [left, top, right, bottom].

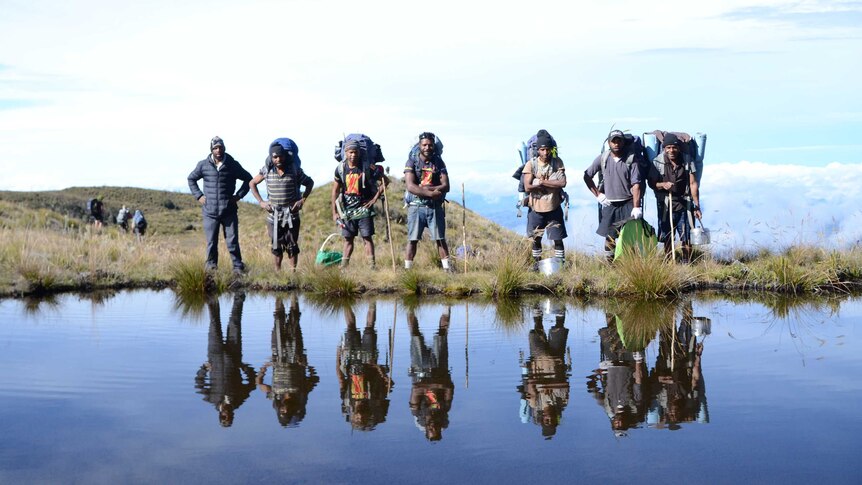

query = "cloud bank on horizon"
[[1, 0, 860, 251]]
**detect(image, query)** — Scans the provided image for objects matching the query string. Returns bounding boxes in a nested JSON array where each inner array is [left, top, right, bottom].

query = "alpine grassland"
[[2, 185, 861, 298]]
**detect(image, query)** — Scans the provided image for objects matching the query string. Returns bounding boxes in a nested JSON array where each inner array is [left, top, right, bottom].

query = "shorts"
[[266, 213, 301, 257], [342, 216, 375, 238], [526, 206, 567, 241], [597, 199, 633, 238], [407, 203, 445, 241], [657, 209, 691, 244]]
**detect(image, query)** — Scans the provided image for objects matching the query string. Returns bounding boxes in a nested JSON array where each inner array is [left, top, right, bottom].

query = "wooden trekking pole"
[[671, 316, 677, 371], [465, 302, 469, 389], [668, 192, 676, 263], [461, 182, 468, 273], [387, 300, 397, 395], [381, 176, 396, 270]]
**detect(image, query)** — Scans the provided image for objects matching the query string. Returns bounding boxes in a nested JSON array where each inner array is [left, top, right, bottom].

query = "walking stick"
[[465, 302, 469, 389], [461, 182, 468, 274], [381, 178, 396, 270], [668, 192, 676, 263], [387, 300, 397, 395]]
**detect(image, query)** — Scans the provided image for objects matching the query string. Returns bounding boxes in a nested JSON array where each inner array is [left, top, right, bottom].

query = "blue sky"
[[1, 0, 860, 252]]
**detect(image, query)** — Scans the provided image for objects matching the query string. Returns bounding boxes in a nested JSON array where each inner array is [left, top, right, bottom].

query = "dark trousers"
[[203, 210, 244, 270]]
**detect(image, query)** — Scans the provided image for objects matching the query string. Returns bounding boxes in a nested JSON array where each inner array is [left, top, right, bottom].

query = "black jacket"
[[188, 153, 253, 218]]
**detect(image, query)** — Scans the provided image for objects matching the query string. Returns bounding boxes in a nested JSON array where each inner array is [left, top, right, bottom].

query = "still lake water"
[[0, 291, 860, 484]]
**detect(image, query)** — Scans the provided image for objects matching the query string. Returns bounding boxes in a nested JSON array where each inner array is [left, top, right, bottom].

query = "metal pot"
[[692, 317, 712, 337], [691, 226, 710, 246], [537, 257, 563, 276]]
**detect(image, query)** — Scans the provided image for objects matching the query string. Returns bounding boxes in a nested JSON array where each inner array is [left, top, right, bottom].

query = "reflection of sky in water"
[[0, 291, 860, 483]]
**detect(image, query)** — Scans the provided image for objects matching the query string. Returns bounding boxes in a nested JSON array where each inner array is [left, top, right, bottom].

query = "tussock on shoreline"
[[2, 226, 860, 299]]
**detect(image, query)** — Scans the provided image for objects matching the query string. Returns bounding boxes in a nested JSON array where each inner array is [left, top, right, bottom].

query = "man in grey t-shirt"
[[583, 130, 644, 260]]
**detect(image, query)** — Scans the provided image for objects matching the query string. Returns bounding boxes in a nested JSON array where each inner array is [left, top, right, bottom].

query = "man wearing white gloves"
[[583, 130, 644, 261]]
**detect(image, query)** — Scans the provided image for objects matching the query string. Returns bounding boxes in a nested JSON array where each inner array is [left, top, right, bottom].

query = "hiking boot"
[[233, 266, 246, 276], [205, 263, 218, 272]]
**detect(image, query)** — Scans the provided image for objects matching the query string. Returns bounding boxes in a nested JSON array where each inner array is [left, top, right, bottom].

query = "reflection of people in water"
[[586, 312, 650, 437], [336, 301, 391, 431], [408, 307, 454, 442], [256, 295, 319, 427], [195, 293, 256, 427], [518, 301, 570, 439], [649, 301, 708, 429]]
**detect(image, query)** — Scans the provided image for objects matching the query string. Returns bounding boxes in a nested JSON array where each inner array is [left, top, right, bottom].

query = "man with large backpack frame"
[[644, 130, 705, 263], [583, 130, 647, 261], [249, 138, 315, 271], [330, 134, 388, 268], [403, 132, 452, 271]]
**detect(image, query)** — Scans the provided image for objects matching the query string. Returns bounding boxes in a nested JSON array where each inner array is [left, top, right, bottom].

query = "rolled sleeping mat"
[[643, 133, 660, 162], [695, 132, 707, 185]]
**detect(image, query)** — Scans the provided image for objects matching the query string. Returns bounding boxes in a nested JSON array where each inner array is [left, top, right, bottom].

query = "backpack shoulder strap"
[[600, 150, 612, 173]]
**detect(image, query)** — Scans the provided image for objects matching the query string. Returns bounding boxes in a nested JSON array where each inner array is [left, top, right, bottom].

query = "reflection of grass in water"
[[76, 289, 117, 307], [172, 290, 211, 323], [492, 297, 526, 332], [605, 298, 678, 351], [304, 293, 357, 318], [720, 293, 842, 363], [21, 294, 61, 315]]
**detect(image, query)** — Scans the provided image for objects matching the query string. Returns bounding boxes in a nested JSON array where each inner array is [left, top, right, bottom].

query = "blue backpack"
[[266, 138, 301, 170], [264, 137, 302, 199], [133, 210, 147, 229]]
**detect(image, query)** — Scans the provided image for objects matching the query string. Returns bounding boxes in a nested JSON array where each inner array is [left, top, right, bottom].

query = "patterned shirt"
[[260, 164, 311, 207]]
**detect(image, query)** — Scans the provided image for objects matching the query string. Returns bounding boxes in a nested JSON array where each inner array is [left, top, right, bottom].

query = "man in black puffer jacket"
[[188, 136, 253, 273]]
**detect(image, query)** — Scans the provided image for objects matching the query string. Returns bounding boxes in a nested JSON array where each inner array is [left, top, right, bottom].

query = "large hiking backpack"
[[133, 210, 147, 230], [334, 133, 384, 165], [643, 131, 707, 185], [116, 207, 130, 225], [333, 133, 384, 193], [265, 138, 302, 171], [87, 198, 101, 214], [512, 130, 558, 193], [264, 137, 302, 199]]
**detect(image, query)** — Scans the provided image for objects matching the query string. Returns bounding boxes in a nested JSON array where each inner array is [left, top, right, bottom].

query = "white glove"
[[596, 193, 612, 208], [631, 207, 643, 219]]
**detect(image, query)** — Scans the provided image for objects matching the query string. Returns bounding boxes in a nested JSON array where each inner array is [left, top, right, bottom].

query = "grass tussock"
[[746, 246, 840, 293], [480, 242, 532, 298], [613, 246, 691, 297], [304, 267, 361, 296]]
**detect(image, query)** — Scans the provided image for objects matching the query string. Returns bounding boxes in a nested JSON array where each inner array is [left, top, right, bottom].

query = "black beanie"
[[271, 144, 286, 158], [663, 133, 682, 148], [535, 129, 554, 148]]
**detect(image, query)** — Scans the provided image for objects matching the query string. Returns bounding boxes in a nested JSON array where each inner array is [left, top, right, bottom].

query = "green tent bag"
[[614, 219, 658, 261], [315, 233, 343, 267]]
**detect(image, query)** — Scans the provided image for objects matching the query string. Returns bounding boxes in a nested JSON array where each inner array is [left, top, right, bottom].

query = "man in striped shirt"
[[250, 143, 314, 271]]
